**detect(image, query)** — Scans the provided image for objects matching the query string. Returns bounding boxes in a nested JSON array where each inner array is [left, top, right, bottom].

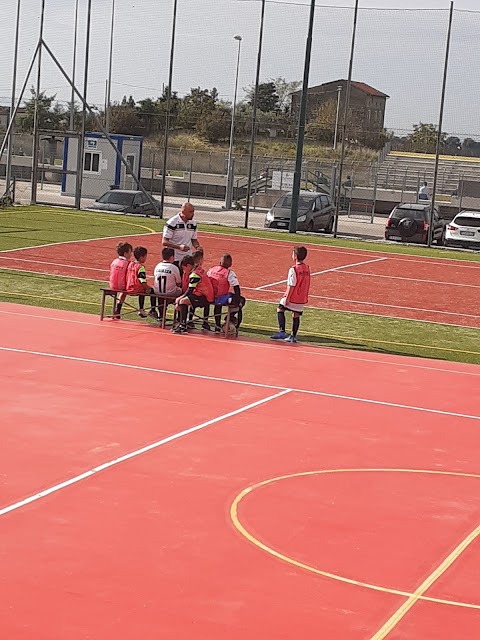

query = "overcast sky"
[[1, 0, 480, 137]]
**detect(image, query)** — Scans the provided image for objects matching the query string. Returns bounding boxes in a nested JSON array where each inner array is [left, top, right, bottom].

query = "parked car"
[[265, 191, 334, 233], [444, 211, 480, 250], [385, 203, 445, 245], [90, 189, 157, 215]]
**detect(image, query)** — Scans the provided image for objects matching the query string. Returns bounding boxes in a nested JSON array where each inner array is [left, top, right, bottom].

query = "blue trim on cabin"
[[61, 136, 69, 193], [114, 137, 123, 188]]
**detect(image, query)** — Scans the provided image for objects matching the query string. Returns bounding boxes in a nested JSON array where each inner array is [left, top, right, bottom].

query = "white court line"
[[203, 231, 480, 269], [0, 231, 157, 255], [1, 306, 479, 377], [1, 346, 479, 421], [255, 258, 387, 290], [291, 292, 480, 320], [243, 293, 480, 331], [0, 255, 108, 272], [0, 266, 104, 283], [334, 270, 480, 290], [0, 389, 291, 518]]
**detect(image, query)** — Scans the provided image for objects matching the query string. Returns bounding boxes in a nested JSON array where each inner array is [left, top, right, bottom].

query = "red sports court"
[[1, 231, 479, 328], [1, 302, 480, 640]]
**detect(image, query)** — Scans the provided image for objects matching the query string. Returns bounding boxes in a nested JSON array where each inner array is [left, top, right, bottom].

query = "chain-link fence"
[[2, 2, 480, 245]]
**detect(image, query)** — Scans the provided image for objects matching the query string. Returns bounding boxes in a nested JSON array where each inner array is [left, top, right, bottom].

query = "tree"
[[305, 99, 337, 143], [21, 88, 64, 132], [137, 89, 181, 135], [178, 87, 218, 130], [246, 81, 280, 113], [406, 123, 446, 154], [197, 105, 231, 143], [109, 102, 141, 135], [271, 77, 301, 112]]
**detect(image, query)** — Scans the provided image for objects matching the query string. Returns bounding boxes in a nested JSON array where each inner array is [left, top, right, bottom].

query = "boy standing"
[[109, 241, 133, 318], [173, 250, 214, 333], [271, 246, 310, 343], [207, 253, 245, 334], [126, 246, 156, 318]]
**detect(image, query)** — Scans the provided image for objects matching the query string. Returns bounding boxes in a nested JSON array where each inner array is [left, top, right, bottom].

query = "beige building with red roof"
[[291, 80, 389, 133]]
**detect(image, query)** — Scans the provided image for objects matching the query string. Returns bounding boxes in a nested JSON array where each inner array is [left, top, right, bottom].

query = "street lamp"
[[105, 0, 116, 132], [224, 34, 242, 210], [333, 84, 342, 150], [6, 0, 21, 195], [69, 0, 79, 131]]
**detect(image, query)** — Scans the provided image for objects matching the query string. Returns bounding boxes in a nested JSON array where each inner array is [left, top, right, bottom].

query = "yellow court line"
[[230, 469, 480, 614], [370, 523, 480, 639]]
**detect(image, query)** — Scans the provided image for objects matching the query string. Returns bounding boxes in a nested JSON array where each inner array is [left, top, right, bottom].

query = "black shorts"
[[187, 293, 209, 308]]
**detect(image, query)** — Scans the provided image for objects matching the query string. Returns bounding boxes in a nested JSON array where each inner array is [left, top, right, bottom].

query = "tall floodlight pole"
[[6, 0, 21, 195], [105, 0, 116, 132], [333, 85, 342, 150], [244, 0, 266, 229], [31, 0, 47, 205], [289, 0, 316, 234], [159, 0, 178, 219], [224, 35, 242, 210], [428, 1, 454, 247], [75, 0, 93, 210], [333, 0, 359, 237], [69, 0, 79, 130]]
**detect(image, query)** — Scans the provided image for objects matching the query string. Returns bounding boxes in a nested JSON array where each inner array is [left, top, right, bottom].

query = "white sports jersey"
[[162, 212, 198, 261], [153, 262, 182, 295]]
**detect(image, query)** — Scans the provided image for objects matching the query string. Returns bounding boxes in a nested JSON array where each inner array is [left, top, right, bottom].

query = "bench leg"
[[224, 308, 231, 337], [100, 291, 106, 321], [161, 302, 168, 329]]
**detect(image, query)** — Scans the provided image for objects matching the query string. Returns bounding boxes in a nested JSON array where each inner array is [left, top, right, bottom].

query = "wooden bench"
[[100, 288, 240, 337], [100, 289, 177, 328]]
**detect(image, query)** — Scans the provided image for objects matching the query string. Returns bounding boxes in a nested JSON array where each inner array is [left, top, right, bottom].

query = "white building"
[[62, 132, 143, 199]]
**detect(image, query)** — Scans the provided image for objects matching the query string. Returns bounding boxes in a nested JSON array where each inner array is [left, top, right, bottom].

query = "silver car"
[[265, 191, 335, 233]]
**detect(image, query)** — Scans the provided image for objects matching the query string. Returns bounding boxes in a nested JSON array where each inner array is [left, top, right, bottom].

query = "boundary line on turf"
[[0, 389, 290, 518], [1, 269, 478, 331], [0, 231, 157, 255], [3, 207, 159, 235], [1, 346, 479, 421], [2, 218, 480, 269], [255, 257, 387, 290], [257, 288, 480, 321], [1, 306, 479, 376]]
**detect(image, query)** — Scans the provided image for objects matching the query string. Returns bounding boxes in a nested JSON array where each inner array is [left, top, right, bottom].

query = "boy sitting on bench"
[[208, 253, 245, 334], [173, 250, 214, 334]]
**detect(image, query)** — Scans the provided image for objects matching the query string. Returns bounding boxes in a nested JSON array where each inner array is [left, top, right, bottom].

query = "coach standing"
[[162, 202, 201, 268]]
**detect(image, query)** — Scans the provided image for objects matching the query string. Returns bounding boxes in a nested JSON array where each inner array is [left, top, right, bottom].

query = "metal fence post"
[[188, 155, 193, 202], [371, 161, 378, 224]]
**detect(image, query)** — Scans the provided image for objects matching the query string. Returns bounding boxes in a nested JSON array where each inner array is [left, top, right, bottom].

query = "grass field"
[[0, 205, 479, 364]]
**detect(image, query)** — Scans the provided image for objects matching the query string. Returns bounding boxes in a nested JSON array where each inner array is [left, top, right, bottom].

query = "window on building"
[[84, 151, 100, 173]]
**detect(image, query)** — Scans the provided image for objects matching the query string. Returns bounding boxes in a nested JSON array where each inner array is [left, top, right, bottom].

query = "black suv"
[[385, 203, 445, 245]]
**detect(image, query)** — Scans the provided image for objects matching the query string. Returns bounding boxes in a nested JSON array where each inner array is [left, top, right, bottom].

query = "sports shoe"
[[171, 323, 187, 334], [271, 331, 287, 340], [148, 310, 159, 320], [284, 334, 297, 343], [138, 310, 148, 318]]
